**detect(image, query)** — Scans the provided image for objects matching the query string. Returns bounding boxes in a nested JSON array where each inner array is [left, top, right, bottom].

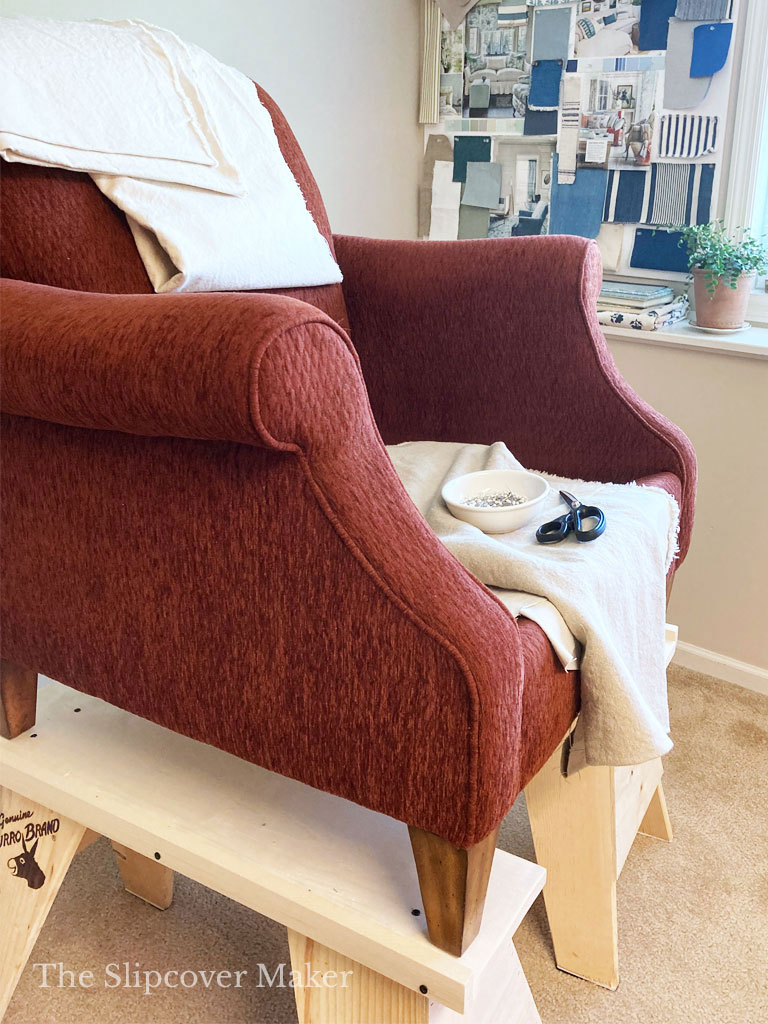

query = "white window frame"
[[722, 0, 768, 238], [722, 0, 768, 321]]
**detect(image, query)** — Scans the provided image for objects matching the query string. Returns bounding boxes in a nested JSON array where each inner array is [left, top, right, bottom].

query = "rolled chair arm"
[[0, 278, 355, 450]]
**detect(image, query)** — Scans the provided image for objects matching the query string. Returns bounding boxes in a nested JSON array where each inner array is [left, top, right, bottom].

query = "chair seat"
[[516, 470, 681, 788]]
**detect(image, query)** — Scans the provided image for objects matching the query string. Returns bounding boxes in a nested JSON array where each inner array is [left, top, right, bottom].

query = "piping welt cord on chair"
[[0, 21, 697, 963]]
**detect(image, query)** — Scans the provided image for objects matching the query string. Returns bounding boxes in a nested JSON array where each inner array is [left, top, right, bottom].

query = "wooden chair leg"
[[0, 788, 86, 1018], [408, 825, 499, 957], [0, 659, 38, 740], [111, 841, 174, 910]]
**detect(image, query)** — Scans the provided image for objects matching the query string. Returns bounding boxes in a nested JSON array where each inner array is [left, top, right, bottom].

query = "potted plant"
[[672, 221, 767, 330]]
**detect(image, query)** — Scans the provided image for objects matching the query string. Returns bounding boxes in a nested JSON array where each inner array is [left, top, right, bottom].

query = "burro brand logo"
[[2, 810, 60, 890]]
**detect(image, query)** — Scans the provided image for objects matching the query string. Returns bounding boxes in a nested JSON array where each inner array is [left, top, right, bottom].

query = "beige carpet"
[[5, 666, 768, 1024]]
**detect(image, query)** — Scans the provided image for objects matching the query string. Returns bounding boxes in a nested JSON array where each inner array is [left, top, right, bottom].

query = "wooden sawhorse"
[[1, 680, 545, 1023], [524, 625, 677, 989]]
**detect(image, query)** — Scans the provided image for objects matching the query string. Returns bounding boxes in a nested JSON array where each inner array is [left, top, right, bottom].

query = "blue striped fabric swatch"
[[644, 162, 714, 226], [550, 155, 608, 238], [631, 229, 689, 273], [675, 0, 730, 18], [498, 2, 529, 22], [566, 55, 664, 72], [602, 164, 714, 226], [603, 170, 646, 223], [658, 114, 719, 158]]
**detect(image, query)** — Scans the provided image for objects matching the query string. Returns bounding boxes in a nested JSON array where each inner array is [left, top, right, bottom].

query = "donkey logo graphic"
[[7, 835, 46, 889]]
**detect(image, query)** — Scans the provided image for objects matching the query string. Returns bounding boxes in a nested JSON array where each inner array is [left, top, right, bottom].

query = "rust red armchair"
[[0, 86, 696, 957]]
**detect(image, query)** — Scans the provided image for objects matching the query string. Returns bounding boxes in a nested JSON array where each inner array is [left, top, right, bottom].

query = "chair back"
[[0, 86, 348, 327]]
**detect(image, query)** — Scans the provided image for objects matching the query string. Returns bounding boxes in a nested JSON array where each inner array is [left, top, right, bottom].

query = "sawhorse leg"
[[639, 783, 673, 842], [0, 787, 175, 1020], [111, 841, 174, 910], [0, 788, 86, 1018], [288, 931, 429, 1024], [288, 928, 541, 1024], [525, 739, 670, 989]]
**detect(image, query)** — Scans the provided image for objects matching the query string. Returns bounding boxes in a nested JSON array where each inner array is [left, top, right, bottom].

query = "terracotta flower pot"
[[692, 268, 755, 330]]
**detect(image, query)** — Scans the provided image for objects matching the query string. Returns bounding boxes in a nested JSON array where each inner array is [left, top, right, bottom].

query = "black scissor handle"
[[573, 504, 605, 542], [535, 512, 572, 544]]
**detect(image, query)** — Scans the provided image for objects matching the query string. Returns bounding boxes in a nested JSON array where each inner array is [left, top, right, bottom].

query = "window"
[[723, 0, 768, 296], [751, 94, 768, 249]]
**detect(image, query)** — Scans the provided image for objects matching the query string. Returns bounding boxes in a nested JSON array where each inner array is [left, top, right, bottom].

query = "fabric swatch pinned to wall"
[[528, 59, 563, 110], [458, 203, 491, 239], [423, 133, 455, 174], [675, 0, 730, 21], [453, 135, 491, 182], [429, 160, 462, 240], [439, 0, 481, 31], [595, 223, 625, 272], [689, 21, 733, 77], [631, 228, 689, 273], [462, 161, 503, 209], [638, 0, 678, 51], [549, 155, 608, 238], [643, 161, 715, 226], [532, 6, 571, 61], [658, 114, 719, 158], [603, 163, 714, 226], [420, 133, 454, 237], [568, 54, 665, 72], [557, 75, 581, 184], [663, 19, 713, 108], [524, 108, 559, 136], [498, 2, 529, 24], [603, 169, 647, 223]]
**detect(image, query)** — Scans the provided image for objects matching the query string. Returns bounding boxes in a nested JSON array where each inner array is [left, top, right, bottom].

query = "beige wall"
[[607, 338, 768, 671], [0, 0, 422, 238]]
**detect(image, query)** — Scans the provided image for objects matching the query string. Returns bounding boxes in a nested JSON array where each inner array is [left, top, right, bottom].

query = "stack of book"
[[597, 281, 689, 332]]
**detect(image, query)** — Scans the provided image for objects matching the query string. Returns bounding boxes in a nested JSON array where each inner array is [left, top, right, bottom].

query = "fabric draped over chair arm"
[[333, 233, 697, 561]]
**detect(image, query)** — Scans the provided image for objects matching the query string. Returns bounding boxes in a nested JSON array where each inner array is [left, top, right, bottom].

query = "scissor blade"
[[559, 490, 579, 509]]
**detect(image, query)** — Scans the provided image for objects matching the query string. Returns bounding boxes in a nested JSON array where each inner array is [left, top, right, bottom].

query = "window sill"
[[601, 319, 768, 359]]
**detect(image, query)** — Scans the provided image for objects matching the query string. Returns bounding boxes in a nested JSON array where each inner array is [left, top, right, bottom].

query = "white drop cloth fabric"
[[388, 440, 679, 768], [0, 17, 342, 293]]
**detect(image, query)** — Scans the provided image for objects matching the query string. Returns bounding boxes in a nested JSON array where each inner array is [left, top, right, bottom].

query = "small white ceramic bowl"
[[442, 469, 549, 535]]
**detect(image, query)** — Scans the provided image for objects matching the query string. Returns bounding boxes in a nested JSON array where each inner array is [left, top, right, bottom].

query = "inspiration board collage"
[[420, 0, 738, 281]]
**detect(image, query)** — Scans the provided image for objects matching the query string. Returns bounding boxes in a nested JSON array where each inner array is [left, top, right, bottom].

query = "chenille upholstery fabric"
[[0, 85, 696, 849]]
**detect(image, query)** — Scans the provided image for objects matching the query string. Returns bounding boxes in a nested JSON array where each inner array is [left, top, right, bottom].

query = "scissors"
[[536, 490, 606, 544]]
